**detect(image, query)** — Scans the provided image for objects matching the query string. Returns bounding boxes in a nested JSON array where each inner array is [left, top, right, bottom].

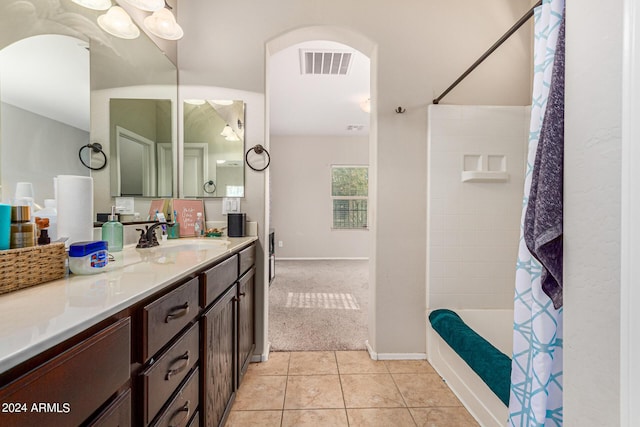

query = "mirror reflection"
[[0, 34, 91, 203], [183, 100, 245, 198], [0, 0, 178, 214], [109, 99, 172, 197]]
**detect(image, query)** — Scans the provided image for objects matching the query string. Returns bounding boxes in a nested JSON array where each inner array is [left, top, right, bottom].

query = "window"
[[331, 166, 368, 229]]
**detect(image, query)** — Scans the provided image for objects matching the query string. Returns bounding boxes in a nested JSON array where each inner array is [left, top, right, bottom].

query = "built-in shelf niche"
[[461, 154, 509, 183]]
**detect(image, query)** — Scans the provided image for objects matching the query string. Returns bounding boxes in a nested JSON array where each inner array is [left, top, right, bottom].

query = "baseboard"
[[276, 257, 369, 261], [251, 341, 271, 362], [365, 340, 427, 361]]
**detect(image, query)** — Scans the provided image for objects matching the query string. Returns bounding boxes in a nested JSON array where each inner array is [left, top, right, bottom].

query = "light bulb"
[[144, 8, 184, 40], [97, 6, 140, 39]]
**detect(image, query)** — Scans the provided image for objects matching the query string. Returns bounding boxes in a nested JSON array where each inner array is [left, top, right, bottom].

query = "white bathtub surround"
[[427, 104, 529, 425], [426, 104, 529, 310], [427, 309, 513, 426], [509, 2, 564, 425]]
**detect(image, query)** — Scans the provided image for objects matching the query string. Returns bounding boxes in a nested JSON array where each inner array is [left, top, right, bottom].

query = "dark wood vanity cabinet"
[[0, 241, 257, 427], [0, 317, 132, 427], [237, 267, 256, 386], [201, 285, 237, 427], [201, 243, 256, 427], [139, 277, 201, 426]]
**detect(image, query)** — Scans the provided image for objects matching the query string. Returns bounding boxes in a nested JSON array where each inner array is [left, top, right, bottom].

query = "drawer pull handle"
[[168, 400, 190, 427], [165, 302, 190, 323], [166, 351, 190, 380]]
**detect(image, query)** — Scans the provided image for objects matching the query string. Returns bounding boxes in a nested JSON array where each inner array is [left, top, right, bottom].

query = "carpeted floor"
[[269, 259, 369, 351]]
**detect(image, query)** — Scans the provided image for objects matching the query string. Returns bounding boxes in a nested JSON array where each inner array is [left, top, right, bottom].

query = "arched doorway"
[[263, 26, 378, 355]]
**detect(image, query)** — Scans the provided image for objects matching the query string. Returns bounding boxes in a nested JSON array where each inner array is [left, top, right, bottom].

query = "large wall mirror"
[[0, 1, 177, 214], [0, 34, 91, 204], [109, 99, 172, 198], [183, 100, 245, 198]]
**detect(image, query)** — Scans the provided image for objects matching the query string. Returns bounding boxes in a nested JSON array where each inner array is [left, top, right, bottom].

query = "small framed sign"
[[171, 199, 205, 237]]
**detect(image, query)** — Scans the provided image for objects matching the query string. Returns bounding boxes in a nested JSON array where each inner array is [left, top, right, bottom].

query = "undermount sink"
[[154, 238, 231, 252]]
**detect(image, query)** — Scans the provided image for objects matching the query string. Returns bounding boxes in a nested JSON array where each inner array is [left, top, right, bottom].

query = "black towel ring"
[[245, 144, 271, 172], [79, 142, 107, 171], [203, 179, 217, 194]]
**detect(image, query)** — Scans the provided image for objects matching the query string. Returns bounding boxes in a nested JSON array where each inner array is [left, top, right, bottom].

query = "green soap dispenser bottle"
[[102, 206, 123, 252]]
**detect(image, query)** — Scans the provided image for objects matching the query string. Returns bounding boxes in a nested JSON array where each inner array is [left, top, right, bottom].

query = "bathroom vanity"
[[0, 237, 257, 427]]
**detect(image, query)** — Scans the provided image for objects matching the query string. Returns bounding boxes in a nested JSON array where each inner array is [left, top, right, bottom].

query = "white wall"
[[270, 135, 369, 259], [427, 105, 528, 310], [565, 1, 623, 426], [178, 0, 534, 356], [1, 103, 89, 205]]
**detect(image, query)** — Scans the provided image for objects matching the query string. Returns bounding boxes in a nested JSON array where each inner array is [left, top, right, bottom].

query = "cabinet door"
[[201, 285, 236, 427], [237, 267, 255, 386]]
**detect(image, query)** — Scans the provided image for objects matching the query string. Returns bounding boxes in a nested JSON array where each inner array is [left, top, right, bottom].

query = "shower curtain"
[[508, 0, 564, 426]]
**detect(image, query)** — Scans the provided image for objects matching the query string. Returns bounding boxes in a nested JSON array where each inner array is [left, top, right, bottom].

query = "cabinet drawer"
[[143, 277, 199, 361], [0, 317, 131, 427], [151, 367, 199, 427], [142, 323, 199, 425], [202, 254, 237, 307], [238, 244, 255, 276], [89, 389, 131, 427]]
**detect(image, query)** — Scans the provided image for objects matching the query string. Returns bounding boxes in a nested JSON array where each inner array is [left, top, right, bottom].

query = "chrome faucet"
[[136, 222, 174, 248]]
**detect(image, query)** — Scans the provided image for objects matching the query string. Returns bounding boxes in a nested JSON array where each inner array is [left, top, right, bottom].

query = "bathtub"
[[427, 309, 514, 427]]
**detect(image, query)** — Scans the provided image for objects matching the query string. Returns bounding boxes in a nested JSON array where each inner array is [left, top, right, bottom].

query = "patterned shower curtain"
[[508, 0, 564, 426]]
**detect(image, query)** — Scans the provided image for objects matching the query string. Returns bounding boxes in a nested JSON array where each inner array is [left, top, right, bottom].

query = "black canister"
[[227, 213, 246, 237]]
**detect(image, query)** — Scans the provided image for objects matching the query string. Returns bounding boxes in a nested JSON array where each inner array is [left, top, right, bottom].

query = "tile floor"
[[226, 351, 479, 427]]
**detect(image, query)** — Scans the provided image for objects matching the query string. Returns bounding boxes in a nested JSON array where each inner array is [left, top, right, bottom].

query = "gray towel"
[[524, 11, 565, 309]]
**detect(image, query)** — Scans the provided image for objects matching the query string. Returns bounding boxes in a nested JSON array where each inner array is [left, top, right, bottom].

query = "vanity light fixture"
[[221, 124, 234, 138], [212, 100, 234, 106], [360, 98, 371, 113], [97, 6, 140, 39], [185, 99, 206, 105], [71, 0, 111, 10], [221, 124, 240, 142], [143, 4, 184, 40], [225, 132, 240, 142]]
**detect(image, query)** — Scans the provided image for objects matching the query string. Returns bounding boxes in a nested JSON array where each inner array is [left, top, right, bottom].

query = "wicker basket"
[[0, 242, 67, 295]]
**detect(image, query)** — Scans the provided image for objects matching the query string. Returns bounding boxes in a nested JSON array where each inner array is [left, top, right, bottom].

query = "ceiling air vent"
[[300, 49, 353, 75], [347, 124, 365, 132]]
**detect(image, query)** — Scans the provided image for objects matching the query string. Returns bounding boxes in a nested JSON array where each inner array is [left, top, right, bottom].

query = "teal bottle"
[[102, 206, 123, 252], [168, 211, 180, 239]]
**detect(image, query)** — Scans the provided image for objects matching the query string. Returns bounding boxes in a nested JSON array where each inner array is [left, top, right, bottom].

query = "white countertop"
[[0, 236, 257, 373]]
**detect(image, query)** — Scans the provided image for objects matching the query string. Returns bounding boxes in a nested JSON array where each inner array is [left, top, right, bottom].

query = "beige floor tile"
[[341, 373, 406, 408], [232, 375, 287, 410], [281, 409, 349, 426], [225, 410, 282, 427], [247, 351, 290, 376], [410, 407, 480, 427], [392, 374, 462, 407], [336, 351, 389, 374], [384, 359, 436, 374], [347, 408, 417, 427], [284, 375, 345, 409], [288, 351, 338, 375]]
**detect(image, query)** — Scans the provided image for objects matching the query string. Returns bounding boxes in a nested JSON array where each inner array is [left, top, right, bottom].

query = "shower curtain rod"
[[432, 0, 543, 105]]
